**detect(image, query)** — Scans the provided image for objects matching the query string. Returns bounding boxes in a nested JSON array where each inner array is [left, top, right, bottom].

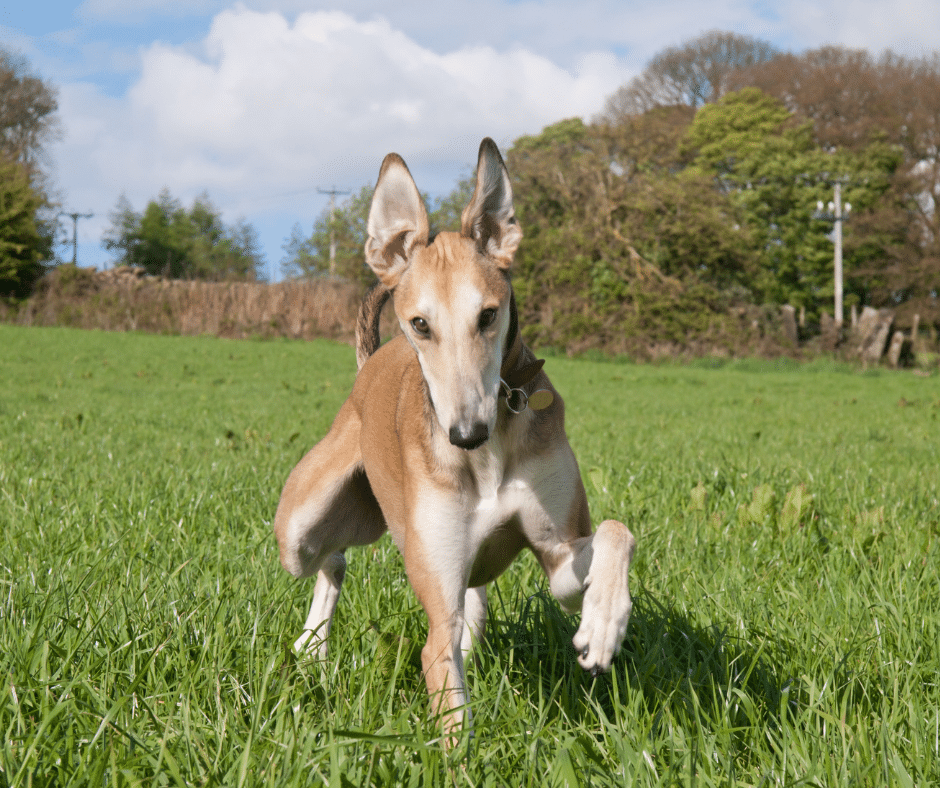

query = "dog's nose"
[[449, 422, 489, 450]]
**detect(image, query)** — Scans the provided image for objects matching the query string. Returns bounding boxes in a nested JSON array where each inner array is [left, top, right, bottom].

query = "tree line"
[[3, 33, 939, 353], [279, 32, 940, 351], [102, 190, 261, 281], [0, 44, 268, 296]]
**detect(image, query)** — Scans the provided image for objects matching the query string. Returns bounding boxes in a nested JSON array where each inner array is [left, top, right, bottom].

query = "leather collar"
[[499, 292, 543, 385]]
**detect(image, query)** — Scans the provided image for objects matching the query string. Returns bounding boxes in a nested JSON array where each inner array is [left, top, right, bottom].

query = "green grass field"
[[1, 324, 938, 787]]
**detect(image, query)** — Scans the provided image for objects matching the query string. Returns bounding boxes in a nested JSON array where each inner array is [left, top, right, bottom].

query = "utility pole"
[[833, 181, 844, 328], [317, 187, 350, 276], [59, 211, 94, 265], [813, 178, 851, 328]]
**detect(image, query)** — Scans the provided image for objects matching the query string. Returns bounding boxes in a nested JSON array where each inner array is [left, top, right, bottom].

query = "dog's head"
[[364, 138, 522, 450]]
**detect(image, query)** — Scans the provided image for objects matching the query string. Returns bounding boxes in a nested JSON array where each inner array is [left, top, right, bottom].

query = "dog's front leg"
[[547, 519, 637, 675], [421, 610, 469, 737], [404, 541, 472, 735], [417, 585, 485, 742]]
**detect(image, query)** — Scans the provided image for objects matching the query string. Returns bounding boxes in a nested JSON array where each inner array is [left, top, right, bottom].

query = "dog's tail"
[[356, 281, 391, 371]]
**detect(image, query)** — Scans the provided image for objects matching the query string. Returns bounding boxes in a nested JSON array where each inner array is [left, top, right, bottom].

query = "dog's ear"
[[365, 153, 430, 289], [461, 138, 522, 270]]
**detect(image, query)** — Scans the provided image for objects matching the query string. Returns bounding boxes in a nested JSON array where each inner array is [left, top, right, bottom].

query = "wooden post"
[[888, 330, 905, 368]]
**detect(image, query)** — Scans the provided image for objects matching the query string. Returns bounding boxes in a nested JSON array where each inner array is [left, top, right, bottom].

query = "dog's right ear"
[[365, 153, 430, 289]]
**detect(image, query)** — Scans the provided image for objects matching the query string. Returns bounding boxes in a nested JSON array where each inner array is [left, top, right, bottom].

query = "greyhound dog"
[[274, 138, 636, 733]]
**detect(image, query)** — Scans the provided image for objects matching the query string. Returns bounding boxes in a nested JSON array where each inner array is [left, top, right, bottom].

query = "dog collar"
[[499, 291, 553, 414], [500, 374, 553, 413]]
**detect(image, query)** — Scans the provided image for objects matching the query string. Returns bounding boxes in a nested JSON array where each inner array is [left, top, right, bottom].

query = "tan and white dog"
[[274, 138, 636, 733]]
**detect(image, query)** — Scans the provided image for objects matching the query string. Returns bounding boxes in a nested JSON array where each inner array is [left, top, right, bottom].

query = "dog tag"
[[527, 389, 554, 411]]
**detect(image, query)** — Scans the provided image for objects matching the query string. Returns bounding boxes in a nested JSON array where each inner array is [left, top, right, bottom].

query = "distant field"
[[1, 324, 938, 786]]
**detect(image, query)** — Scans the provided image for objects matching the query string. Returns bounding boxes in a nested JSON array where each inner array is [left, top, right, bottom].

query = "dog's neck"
[[500, 291, 544, 391]]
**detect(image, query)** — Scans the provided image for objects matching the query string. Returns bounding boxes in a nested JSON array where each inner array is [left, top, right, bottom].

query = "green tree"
[[102, 190, 263, 280], [506, 117, 753, 351], [281, 185, 374, 285], [281, 182, 473, 286], [0, 49, 59, 169], [428, 176, 475, 235], [0, 48, 59, 296], [684, 88, 901, 316], [731, 47, 940, 324], [0, 159, 50, 297]]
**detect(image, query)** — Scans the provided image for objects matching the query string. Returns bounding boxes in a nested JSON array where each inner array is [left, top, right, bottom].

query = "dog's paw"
[[293, 629, 329, 658], [572, 584, 632, 675], [571, 520, 635, 674]]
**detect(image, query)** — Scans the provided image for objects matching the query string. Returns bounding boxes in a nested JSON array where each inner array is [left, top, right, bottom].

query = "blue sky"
[[4, 0, 940, 280]]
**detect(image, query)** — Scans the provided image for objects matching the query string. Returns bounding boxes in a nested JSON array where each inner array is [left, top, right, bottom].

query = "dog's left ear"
[[461, 138, 522, 270]]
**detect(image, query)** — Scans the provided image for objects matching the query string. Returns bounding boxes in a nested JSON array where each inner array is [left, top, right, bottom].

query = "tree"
[[281, 182, 473, 286], [684, 88, 902, 316], [0, 159, 50, 297], [281, 185, 374, 284], [727, 47, 939, 154], [102, 190, 264, 280], [601, 30, 780, 121], [0, 49, 58, 297], [0, 49, 59, 169], [503, 118, 755, 352], [717, 49, 937, 323], [279, 189, 368, 283], [428, 176, 476, 235], [728, 47, 940, 324]]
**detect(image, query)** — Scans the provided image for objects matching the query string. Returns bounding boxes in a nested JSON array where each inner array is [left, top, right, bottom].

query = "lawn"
[[1, 324, 938, 786]]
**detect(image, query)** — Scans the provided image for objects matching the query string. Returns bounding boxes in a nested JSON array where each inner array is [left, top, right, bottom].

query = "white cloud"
[[52, 5, 633, 265], [47, 0, 940, 270], [126, 7, 629, 161]]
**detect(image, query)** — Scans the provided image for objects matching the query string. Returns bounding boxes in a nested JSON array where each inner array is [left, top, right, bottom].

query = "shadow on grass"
[[271, 578, 802, 773], [276, 582, 796, 732], [481, 584, 796, 739]]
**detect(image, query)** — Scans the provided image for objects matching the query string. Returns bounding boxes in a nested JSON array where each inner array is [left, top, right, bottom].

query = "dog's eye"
[[478, 308, 498, 331], [410, 317, 430, 336]]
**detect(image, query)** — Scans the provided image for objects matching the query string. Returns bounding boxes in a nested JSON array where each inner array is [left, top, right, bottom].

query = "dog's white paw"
[[293, 629, 329, 658], [571, 520, 635, 675]]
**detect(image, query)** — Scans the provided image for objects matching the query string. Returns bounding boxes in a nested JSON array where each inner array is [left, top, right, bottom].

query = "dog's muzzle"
[[449, 422, 489, 451]]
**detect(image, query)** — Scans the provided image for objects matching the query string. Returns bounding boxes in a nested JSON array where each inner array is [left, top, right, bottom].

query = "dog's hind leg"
[[461, 585, 487, 662], [275, 399, 386, 656], [294, 551, 346, 654]]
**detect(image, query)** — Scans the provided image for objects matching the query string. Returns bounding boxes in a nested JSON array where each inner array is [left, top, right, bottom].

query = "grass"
[[1, 323, 938, 786]]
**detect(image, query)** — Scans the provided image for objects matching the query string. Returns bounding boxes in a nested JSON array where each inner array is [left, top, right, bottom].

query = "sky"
[[3, 1, 940, 280]]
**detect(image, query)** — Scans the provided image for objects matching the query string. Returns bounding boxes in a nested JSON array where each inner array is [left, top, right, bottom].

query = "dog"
[[274, 138, 636, 734]]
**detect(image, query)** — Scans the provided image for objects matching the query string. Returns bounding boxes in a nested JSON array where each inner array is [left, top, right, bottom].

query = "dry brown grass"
[[4, 265, 936, 367], [8, 265, 398, 343]]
